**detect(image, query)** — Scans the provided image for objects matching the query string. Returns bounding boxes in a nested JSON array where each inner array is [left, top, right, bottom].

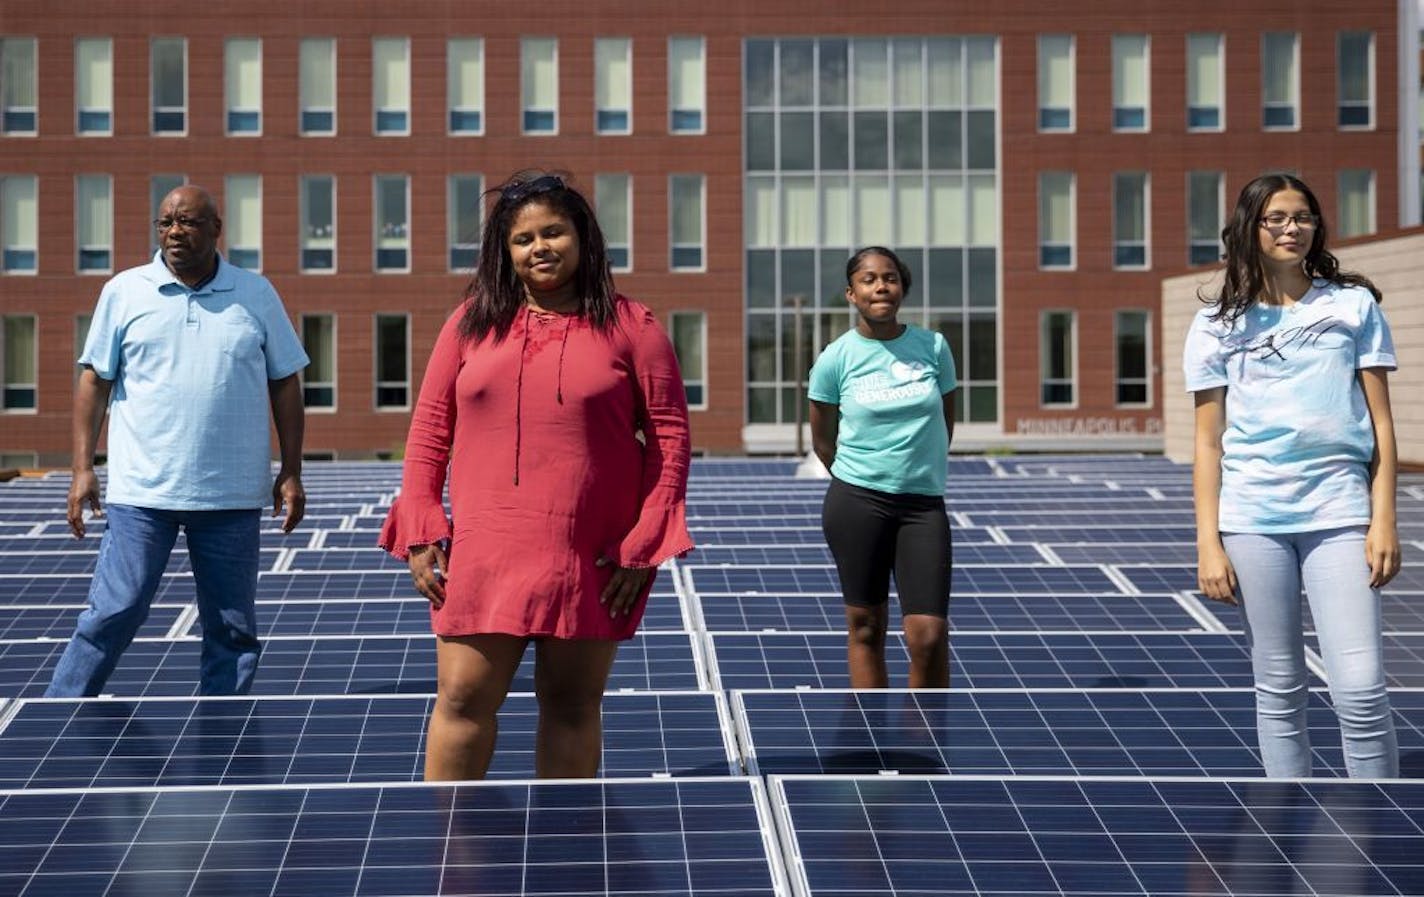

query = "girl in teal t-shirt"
[[808, 246, 957, 688]]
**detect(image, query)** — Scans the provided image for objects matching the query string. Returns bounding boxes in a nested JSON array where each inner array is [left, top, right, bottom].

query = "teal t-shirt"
[[808, 325, 957, 496]]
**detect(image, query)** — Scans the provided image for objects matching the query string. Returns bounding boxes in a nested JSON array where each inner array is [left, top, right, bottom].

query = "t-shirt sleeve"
[[259, 285, 311, 380], [1183, 312, 1228, 392], [78, 283, 123, 380], [1355, 295, 1397, 371], [807, 343, 841, 403], [934, 331, 958, 394]]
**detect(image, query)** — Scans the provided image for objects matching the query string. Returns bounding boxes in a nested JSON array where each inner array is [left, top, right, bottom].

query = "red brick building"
[[0, 2, 1415, 463]]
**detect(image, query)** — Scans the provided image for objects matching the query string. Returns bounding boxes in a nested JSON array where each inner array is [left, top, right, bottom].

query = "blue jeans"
[[45, 504, 263, 697], [1223, 525, 1397, 778]]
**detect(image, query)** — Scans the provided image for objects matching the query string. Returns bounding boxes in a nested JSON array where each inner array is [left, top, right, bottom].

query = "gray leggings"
[[1222, 525, 1397, 778]]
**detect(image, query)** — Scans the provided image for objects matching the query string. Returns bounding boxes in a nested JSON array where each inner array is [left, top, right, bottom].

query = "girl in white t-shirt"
[[1185, 173, 1400, 777]]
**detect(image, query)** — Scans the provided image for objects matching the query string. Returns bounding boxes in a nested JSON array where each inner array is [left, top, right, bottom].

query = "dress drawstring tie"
[[514, 308, 574, 485]]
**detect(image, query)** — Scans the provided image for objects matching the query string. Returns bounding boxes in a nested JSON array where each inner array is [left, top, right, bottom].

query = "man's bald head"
[[160, 185, 219, 221], [156, 184, 222, 285]]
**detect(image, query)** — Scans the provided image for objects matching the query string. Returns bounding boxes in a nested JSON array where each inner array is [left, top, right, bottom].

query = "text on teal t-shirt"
[[808, 325, 957, 496]]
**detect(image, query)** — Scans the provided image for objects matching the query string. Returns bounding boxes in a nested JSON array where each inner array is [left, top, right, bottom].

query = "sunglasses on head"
[[501, 175, 566, 205]]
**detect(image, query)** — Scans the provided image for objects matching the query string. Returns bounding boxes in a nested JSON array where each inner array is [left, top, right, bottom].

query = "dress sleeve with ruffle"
[[615, 304, 695, 568], [378, 309, 464, 559]]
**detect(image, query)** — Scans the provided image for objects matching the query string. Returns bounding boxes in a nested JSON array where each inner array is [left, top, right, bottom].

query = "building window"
[[1185, 33, 1223, 131], [1112, 172, 1148, 269], [1262, 32, 1298, 129], [669, 174, 704, 270], [1337, 169, 1375, 238], [1337, 31, 1373, 129], [1040, 311, 1075, 407], [447, 38, 484, 134], [224, 175, 261, 270], [1115, 310, 1150, 407], [299, 38, 336, 135], [1, 38, 37, 135], [301, 314, 336, 410], [225, 38, 262, 135], [1037, 35, 1073, 131], [151, 37, 186, 135], [76, 174, 111, 273], [300, 175, 335, 272], [521, 37, 558, 134], [595, 173, 631, 271], [374, 175, 409, 272], [669, 311, 707, 408], [1111, 34, 1148, 131], [1, 176, 37, 274], [373, 37, 410, 135], [1038, 172, 1073, 269], [1187, 170, 1222, 265], [668, 36, 705, 133], [374, 314, 409, 409], [75, 38, 113, 135], [149, 173, 184, 255], [75, 315, 92, 381], [448, 174, 482, 271], [1, 315, 36, 411], [595, 37, 632, 133]]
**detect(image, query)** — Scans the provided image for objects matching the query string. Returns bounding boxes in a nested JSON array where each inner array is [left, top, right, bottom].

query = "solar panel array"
[[0, 456, 1420, 895]]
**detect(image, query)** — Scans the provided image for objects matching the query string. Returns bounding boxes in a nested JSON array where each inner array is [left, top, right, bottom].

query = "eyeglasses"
[[153, 216, 212, 233], [1259, 212, 1319, 230], [500, 175, 565, 205]]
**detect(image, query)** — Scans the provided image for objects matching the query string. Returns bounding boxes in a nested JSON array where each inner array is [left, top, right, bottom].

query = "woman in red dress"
[[380, 172, 693, 780]]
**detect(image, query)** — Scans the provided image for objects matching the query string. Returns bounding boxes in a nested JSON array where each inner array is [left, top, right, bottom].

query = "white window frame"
[[75, 37, 113, 136], [373, 313, 411, 411], [447, 173, 483, 273], [594, 37, 632, 135], [1, 314, 38, 413], [1039, 310, 1077, 409], [1036, 34, 1074, 133], [224, 37, 263, 136], [1185, 33, 1224, 132], [669, 310, 708, 410], [1186, 170, 1223, 266], [1038, 171, 1075, 270], [75, 174, 112, 275], [372, 37, 411, 136], [668, 36, 706, 135], [1262, 32, 1300, 131], [521, 37, 559, 135], [669, 173, 706, 272], [373, 174, 411, 273], [300, 174, 336, 274], [224, 174, 262, 271], [150, 37, 188, 136], [1111, 34, 1150, 132], [1336, 31, 1374, 130], [1113, 309, 1152, 409], [1337, 169, 1376, 238], [1112, 172, 1150, 270], [299, 37, 337, 136], [595, 173, 632, 272], [300, 313, 337, 412], [1, 175, 38, 275], [1, 38, 38, 136], [447, 37, 485, 136]]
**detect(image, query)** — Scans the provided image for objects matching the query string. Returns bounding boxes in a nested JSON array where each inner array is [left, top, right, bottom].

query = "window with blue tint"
[[1262, 32, 1298, 130], [595, 38, 632, 134], [1039, 172, 1073, 270], [225, 38, 262, 135], [1111, 35, 1148, 132], [1187, 170, 1222, 267], [1040, 311, 1075, 406], [1, 38, 37, 135], [1037, 35, 1072, 132], [447, 38, 484, 135], [595, 173, 631, 271], [670, 174, 704, 271], [375, 110, 407, 132], [76, 175, 111, 273], [1186, 107, 1219, 129], [375, 314, 409, 409], [373, 37, 410, 135], [448, 174, 482, 272], [607, 247, 629, 269], [2, 316, 36, 411], [670, 311, 707, 409], [149, 173, 183, 254], [1112, 108, 1145, 130], [301, 315, 336, 410], [224, 174, 262, 271], [1039, 108, 1070, 130], [375, 175, 409, 272], [1186, 33, 1222, 131], [597, 110, 629, 132], [1337, 32, 1372, 129], [75, 38, 113, 136], [227, 111, 260, 133], [521, 38, 558, 134], [78, 248, 110, 271], [1112, 172, 1148, 269], [669, 37, 705, 133], [300, 38, 336, 135], [1, 176, 37, 274], [151, 38, 186, 135], [1115, 310, 1150, 406], [227, 249, 260, 269]]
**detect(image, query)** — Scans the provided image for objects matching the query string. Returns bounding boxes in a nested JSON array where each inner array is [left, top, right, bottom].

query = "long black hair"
[[458, 171, 618, 343], [1202, 172, 1380, 325]]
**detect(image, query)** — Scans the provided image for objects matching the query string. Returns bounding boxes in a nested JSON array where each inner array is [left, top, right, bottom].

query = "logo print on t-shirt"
[[890, 360, 928, 383], [850, 361, 934, 406]]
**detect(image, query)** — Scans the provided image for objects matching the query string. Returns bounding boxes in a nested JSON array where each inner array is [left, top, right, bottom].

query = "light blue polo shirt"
[[1183, 280, 1396, 533], [809, 325, 957, 496], [81, 253, 309, 510]]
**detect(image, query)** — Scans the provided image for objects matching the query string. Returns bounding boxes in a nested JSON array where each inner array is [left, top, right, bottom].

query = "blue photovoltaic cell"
[[286, 549, 408, 573], [689, 525, 997, 545], [694, 592, 1199, 633], [0, 632, 702, 699], [1197, 589, 1424, 635], [959, 509, 1195, 527], [0, 575, 195, 606], [0, 548, 283, 576], [735, 689, 1424, 778], [1123, 563, 1424, 594], [1048, 543, 1200, 565], [706, 632, 1266, 690], [997, 525, 1200, 543], [687, 565, 1120, 596], [0, 778, 783, 897], [0, 606, 180, 640], [687, 543, 1044, 567], [0, 692, 734, 789], [772, 775, 1424, 897]]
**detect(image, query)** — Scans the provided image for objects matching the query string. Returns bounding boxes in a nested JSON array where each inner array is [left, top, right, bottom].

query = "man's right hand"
[[67, 468, 103, 538]]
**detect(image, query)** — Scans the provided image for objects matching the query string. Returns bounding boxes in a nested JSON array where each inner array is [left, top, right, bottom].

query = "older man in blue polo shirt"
[[47, 185, 309, 696]]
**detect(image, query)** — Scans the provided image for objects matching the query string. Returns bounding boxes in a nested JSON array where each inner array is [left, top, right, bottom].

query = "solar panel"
[[0, 606, 182, 640], [687, 543, 1045, 567], [0, 548, 284, 577], [1046, 543, 1200, 565], [1122, 562, 1424, 595], [0, 632, 705, 699], [733, 688, 1424, 778], [0, 575, 198, 606], [686, 564, 1122, 596], [0, 692, 737, 789], [996, 525, 1200, 543], [961, 509, 1195, 526], [704, 632, 1267, 690], [0, 777, 789, 897], [769, 775, 1424, 897], [1193, 590, 1424, 636]]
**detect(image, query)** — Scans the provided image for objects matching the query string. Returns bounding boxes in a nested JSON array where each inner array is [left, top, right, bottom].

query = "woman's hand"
[[1197, 542, 1239, 605], [408, 543, 448, 609], [597, 556, 653, 618], [1365, 521, 1401, 589]]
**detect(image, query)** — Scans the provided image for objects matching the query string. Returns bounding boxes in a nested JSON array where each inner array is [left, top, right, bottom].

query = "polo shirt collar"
[[144, 250, 235, 292]]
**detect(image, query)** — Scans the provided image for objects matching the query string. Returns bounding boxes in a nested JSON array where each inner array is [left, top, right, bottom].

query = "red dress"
[[378, 296, 693, 639]]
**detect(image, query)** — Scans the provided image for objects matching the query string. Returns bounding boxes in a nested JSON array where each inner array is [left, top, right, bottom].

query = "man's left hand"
[[273, 469, 306, 533]]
